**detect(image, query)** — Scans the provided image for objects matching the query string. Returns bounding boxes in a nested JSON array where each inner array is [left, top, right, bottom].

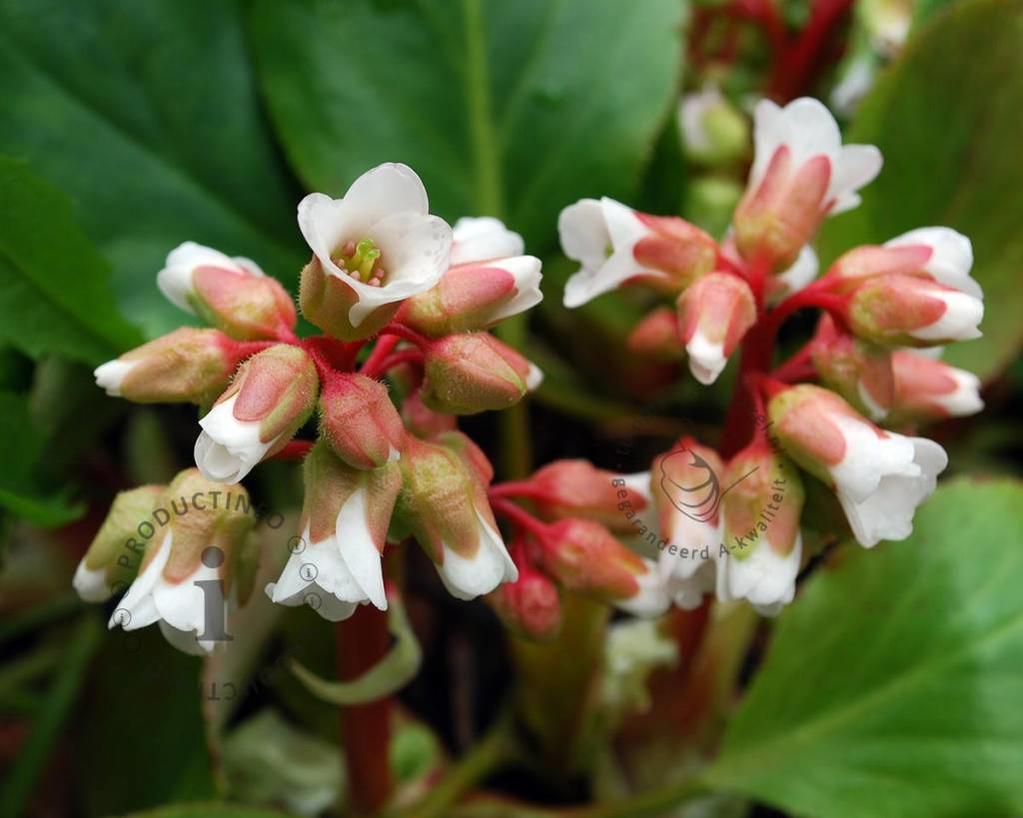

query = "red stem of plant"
[[370, 348, 425, 377], [270, 439, 315, 461], [359, 334, 400, 379], [380, 322, 431, 349], [489, 496, 551, 540], [335, 606, 394, 816]]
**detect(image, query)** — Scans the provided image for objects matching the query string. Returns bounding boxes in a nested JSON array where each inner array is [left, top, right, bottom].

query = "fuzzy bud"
[[538, 519, 648, 603], [676, 272, 756, 385], [319, 374, 404, 469], [299, 256, 401, 341], [627, 307, 685, 361], [811, 314, 894, 420], [396, 257, 542, 336], [888, 350, 984, 424], [73, 485, 164, 602], [421, 333, 540, 415], [195, 344, 319, 484], [157, 242, 296, 340], [488, 562, 562, 641], [94, 328, 247, 405]]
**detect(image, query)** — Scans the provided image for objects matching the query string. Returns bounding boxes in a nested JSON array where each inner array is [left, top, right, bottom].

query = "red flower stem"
[[223, 339, 278, 367], [270, 439, 314, 461], [489, 497, 551, 540], [380, 322, 431, 348], [359, 334, 400, 379], [772, 341, 818, 382], [335, 605, 394, 816], [363, 348, 424, 379], [487, 481, 539, 500]]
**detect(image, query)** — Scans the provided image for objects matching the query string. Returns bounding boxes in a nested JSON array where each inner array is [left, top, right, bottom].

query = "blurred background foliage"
[[0, 0, 1022, 816]]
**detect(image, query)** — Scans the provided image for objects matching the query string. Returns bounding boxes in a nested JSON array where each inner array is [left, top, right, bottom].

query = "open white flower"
[[435, 510, 519, 601], [195, 395, 273, 484], [298, 163, 453, 327], [884, 227, 980, 298], [450, 216, 524, 265], [716, 534, 802, 616], [157, 241, 264, 313], [748, 97, 883, 215]]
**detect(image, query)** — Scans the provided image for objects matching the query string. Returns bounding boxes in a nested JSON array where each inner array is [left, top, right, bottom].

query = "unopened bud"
[[319, 374, 404, 469], [94, 328, 247, 405], [845, 273, 983, 347], [678, 88, 749, 166], [811, 314, 894, 420], [396, 256, 542, 336], [157, 242, 296, 340], [400, 388, 457, 438], [73, 485, 163, 602], [421, 333, 540, 415], [888, 350, 984, 424], [676, 272, 756, 385], [488, 563, 562, 641], [514, 460, 648, 534], [627, 307, 684, 361], [195, 344, 318, 484], [537, 519, 648, 603]]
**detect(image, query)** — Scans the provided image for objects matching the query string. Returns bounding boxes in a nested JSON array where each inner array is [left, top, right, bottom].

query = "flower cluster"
[[558, 97, 985, 614], [81, 163, 547, 652]]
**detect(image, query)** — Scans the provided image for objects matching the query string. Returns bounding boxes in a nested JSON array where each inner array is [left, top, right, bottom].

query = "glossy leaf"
[[249, 0, 684, 248], [706, 478, 1023, 818]]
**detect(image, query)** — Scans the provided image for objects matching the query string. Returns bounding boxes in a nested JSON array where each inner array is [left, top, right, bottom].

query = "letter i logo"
[[195, 546, 233, 643]]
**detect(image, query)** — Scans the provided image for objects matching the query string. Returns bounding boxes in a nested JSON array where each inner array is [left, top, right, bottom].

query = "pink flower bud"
[[513, 459, 649, 533], [400, 389, 457, 438], [888, 350, 984, 424], [157, 242, 296, 340], [94, 328, 248, 405], [267, 441, 401, 618], [421, 333, 541, 415], [538, 519, 645, 601], [319, 374, 404, 469], [675, 272, 756, 384], [627, 307, 685, 361], [810, 314, 894, 420], [845, 273, 983, 347], [194, 344, 319, 484], [768, 384, 947, 547], [559, 197, 717, 308], [718, 442, 805, 615], [488, 563, 562, 641], [734, 98, 881, 270], [396, 436, 516, 600]]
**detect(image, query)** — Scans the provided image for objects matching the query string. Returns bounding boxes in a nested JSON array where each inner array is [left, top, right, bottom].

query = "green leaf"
[[0, 0, 305, 337], [0, 390, 83, 526], [119, 805, 301, 818], [706, 478, 1023, 818], [0, 157, 141, 363], [249, 0, 684, 248], [817, 0, 1023, 382]]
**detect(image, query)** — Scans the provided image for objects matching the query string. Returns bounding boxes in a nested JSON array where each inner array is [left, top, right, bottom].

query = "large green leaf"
[[818, 0, 1023, 382], [249, 0, 684, 248], [706, 478, 1023, 818], [0, 157, 141, 363], [0, 0, 305, 337]]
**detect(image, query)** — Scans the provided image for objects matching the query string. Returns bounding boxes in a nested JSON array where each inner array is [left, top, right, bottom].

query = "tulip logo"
[[659, 447, 757, 522]]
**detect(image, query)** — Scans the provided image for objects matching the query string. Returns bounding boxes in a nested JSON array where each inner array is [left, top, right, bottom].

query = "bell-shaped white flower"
[[716, 534, 802, 617], [298, 163, 453, 328], [883, 227, 980, 298], [195, 395, 272, 484], [435, 510, 518, 601], [450, 216, 524, 265]]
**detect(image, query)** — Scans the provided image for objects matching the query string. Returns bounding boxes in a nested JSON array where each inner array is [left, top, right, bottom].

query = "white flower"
[[559, 197, 661, 308], [525, 362, 544, 392], [298, 163, 453, 327], [157, 241, 264, 313], [749, 97, 882, 215], [194, 395, 274, 484], [827, 414, 948, 547], [884, 227, 980, 298], [908, 284, 984, 343], [450, 216, 524, 265], [267, 491, 387, 622], [73, 561, 112, 603], [679, 88, 724, 156], [94, 359, 138, 397], [686, 331, 727, 386], [109, 531, 219, 655], [477, 255, 544, 323], [615, 558, 673, 618], [716, 535, 802, 616], [435, 511, 518, 601]]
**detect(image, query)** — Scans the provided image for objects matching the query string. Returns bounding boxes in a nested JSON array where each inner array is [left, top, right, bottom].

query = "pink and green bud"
[[630, 214, 719, 294], [299, 255, 402, 341], [627, 307, 685, 361], [488, 562, 562, 641], [319, 374, 404, 469], [421, 333, 540, 415], [888, 350, 984, 424], [267, 441, 401, 617], [73, 485, 164, 602], [675, 272, 756, 385], [195, 344, 319, 484], [400, 388, 457, 438], [109, 469, 255, 654], [395, 256, 542, 336], [511, 460, 649, 534], [844, 273, 983, 347], [157, 242, 296, 340], [94, 328, 250, 406], [395, 436, 516, 600], [811, 314, 894, 420]]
